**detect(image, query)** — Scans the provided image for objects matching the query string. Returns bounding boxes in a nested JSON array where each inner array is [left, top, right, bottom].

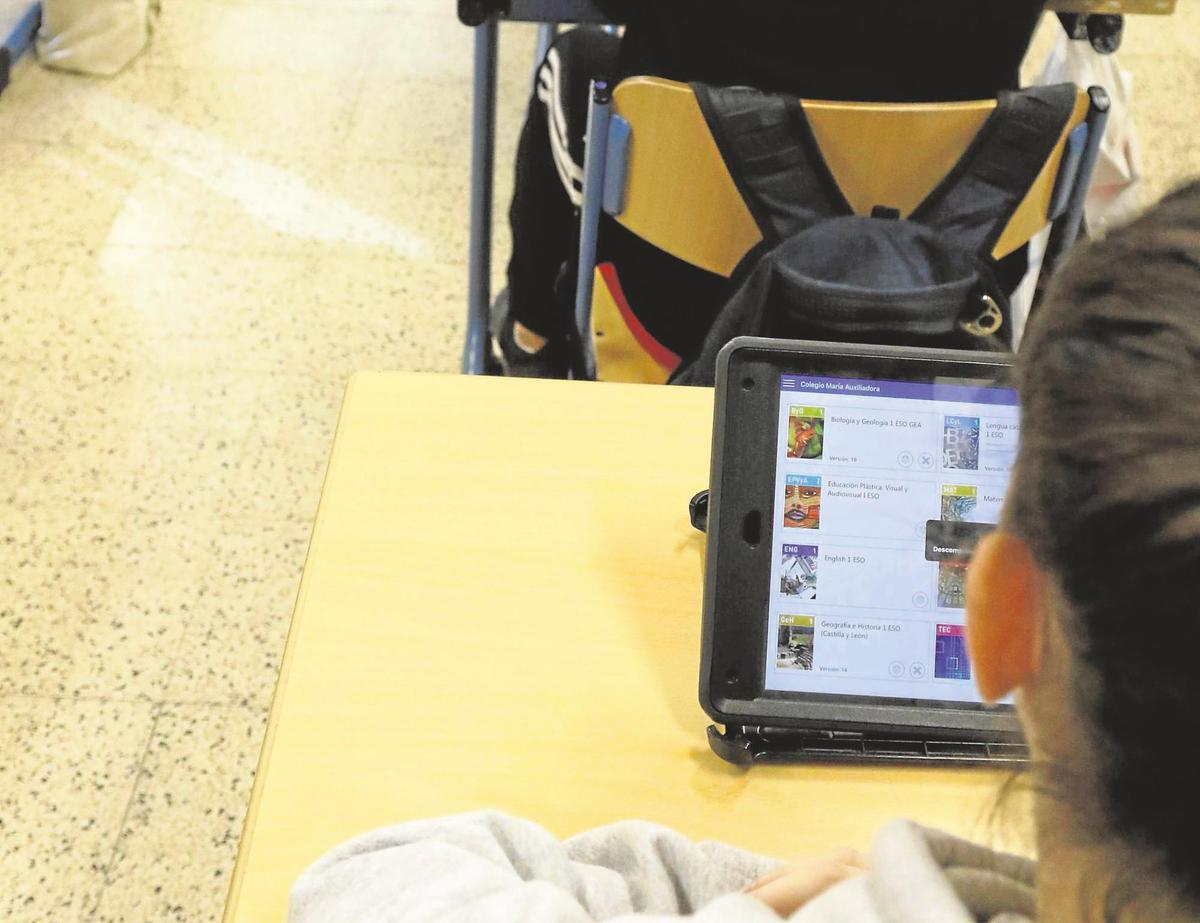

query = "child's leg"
[[503, 27, 621, 352]]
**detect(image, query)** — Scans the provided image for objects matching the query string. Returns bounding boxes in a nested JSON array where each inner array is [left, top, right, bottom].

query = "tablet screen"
[[766, 372, 1019, 705]]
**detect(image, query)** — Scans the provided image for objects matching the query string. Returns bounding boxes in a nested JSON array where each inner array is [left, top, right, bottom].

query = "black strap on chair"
[[912, 83, 1079, 257], [692, 81, 1079, 262], [691, 85, 852, 244]]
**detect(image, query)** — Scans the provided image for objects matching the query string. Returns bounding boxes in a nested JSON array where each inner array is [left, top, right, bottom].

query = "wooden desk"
[[223, 373, 1018, 923]]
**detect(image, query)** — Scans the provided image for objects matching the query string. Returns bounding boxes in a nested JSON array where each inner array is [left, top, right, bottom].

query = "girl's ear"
[[965, 531, 1043, 703]]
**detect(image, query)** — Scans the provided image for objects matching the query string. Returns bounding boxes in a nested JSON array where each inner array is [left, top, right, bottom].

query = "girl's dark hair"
[[1008, 179, 1200, 900]]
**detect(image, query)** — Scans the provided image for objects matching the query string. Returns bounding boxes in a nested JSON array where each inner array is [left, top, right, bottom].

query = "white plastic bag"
[[1036, 32, 1143, 233], [36, 0, 159, 77], [1008, 30, 1143, 345]]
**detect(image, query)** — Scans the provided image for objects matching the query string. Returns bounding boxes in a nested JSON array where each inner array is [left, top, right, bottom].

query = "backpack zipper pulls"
[[960, 295, 1004, 337]]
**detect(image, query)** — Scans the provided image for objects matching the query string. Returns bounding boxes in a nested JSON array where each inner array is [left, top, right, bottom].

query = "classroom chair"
[[564, 77, 1107, 384]]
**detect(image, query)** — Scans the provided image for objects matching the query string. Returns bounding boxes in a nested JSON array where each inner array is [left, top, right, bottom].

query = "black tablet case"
[[697, 337, 1028, 766]]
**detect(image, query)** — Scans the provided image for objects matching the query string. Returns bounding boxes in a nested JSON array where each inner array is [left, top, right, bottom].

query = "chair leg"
[[463, 16, 499, 375], [572, 79, 613, 381], [1041, 85, 1111, 284], [531, 22, 555, 94]]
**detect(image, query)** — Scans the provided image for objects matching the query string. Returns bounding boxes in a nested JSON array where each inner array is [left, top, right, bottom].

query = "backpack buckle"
[[960, 295, 1004, 337]]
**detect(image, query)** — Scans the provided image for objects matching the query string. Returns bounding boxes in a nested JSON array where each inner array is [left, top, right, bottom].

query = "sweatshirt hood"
[[795, 819, 1036, 923]]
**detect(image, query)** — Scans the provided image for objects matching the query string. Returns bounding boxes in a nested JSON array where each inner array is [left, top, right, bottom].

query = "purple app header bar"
[[780, 374, 1018, 406]]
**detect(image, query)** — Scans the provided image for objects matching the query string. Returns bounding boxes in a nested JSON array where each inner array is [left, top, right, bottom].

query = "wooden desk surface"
[[223, 373, 1018, 923]]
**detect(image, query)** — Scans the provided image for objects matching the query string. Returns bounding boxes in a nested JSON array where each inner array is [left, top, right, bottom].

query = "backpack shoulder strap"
[[691, 83, 853, 244], [910, 83, 1079, 256]]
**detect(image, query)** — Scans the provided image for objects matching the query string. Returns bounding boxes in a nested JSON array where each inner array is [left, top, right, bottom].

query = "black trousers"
[[505, 3, 1046, 357], [505, 28, 620, 343]]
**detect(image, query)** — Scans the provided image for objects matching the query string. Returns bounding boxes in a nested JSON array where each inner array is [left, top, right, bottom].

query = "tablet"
[[698, 338, 1027, 765]]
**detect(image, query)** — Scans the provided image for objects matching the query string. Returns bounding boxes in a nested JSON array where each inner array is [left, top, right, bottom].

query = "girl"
[[294, 180, 1200, 922]]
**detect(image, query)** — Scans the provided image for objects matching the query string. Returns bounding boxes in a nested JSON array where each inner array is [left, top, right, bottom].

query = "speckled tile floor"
[[0, 3, 1197, 921]]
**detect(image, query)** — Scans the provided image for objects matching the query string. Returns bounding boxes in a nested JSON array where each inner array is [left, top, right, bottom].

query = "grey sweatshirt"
[[289, 812, 1036, 922]]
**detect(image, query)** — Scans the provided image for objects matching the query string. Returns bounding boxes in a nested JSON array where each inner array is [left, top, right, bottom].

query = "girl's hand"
[[743, 848, 867, 917]]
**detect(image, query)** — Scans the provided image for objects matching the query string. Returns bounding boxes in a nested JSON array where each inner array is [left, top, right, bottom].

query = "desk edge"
[[220, 373, 360, 923]]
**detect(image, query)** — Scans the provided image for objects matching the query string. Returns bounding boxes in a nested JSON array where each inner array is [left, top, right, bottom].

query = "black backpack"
[[671, 82, 1079, 385]]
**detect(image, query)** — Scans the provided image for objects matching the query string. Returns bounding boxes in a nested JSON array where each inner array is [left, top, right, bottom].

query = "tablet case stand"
[[707, 724, 1029, 767]]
